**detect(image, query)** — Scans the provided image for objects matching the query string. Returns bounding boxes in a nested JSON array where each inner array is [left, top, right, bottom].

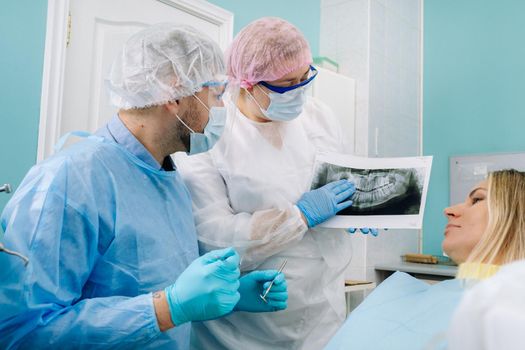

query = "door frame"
[[37, 0, 234, 161]]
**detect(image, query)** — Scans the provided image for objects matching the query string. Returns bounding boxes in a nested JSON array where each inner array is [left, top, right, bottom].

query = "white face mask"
[[176, 95, 226, 155], [246, 85, 307, 122]]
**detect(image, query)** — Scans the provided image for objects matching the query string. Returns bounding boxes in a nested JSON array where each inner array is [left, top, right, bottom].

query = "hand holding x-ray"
[[310, 152, 432, 229], [296, 179, 356, 227]]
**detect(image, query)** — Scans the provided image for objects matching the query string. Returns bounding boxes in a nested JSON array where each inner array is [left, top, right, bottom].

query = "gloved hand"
[[234, 270, 287, 313], [297, 180, 356, 228], [164, 247, 241, 325], [347, 228, 380, 237]]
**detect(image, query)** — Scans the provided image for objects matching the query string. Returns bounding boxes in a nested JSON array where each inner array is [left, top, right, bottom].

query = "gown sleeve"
[[176, 151, 308, 271], [0, 163, 161, 349]]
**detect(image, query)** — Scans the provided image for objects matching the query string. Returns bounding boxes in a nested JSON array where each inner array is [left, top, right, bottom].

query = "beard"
[[175, 121, 191, 152], [175, 99, 203, 153]]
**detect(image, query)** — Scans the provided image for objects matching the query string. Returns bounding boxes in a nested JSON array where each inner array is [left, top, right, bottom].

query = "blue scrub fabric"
[[0, 117, 198, 349], [325, 272, 464, 350]]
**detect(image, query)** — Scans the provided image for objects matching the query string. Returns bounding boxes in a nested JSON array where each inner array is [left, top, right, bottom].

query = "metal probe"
[[260, 259, 288, 303]]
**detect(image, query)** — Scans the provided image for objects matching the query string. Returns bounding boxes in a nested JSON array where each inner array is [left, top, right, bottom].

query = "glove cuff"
[[164, 286, 189, 326], [296, 202, 315, 228]]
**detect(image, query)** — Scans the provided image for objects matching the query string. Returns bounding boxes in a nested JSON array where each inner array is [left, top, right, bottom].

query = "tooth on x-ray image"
[[311, 163, 424, 216]]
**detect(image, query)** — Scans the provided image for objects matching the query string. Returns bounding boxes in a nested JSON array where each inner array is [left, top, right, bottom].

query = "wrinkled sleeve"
[[176, 152, 308, 271], [0, 165, 160, 349]]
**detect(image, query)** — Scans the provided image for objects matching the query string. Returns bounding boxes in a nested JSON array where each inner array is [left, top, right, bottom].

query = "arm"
[[152, 291, 174, 331], [176, 152, 308, 270]]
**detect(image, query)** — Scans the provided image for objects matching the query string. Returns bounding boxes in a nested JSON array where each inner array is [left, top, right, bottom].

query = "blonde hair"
[[467, 169, 525, 265]]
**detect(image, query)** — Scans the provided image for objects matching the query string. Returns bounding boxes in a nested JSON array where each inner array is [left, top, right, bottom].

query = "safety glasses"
[[259, 65, 318, 94], [202, 80, 228, 105]]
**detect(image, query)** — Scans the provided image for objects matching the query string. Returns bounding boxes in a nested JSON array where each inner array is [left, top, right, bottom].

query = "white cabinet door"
[[310, 67, 356, 153], [38, 0, 233, 160]]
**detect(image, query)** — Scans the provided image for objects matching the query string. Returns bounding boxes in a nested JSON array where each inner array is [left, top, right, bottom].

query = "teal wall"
[[0, 1, 48, 214], [206, 0, 320, 56], [423, 0, 525, 254], [0, 1, 319, 216]]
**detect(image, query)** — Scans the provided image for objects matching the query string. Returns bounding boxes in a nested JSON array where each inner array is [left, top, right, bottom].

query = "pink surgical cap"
[[226, 17, 313, 89]]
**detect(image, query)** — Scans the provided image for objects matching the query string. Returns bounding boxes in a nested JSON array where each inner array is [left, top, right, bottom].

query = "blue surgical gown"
[[0, 116, 199, 349]]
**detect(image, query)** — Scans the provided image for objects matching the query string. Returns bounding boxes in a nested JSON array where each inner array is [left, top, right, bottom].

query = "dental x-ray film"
[[311, 152, 432, 229]]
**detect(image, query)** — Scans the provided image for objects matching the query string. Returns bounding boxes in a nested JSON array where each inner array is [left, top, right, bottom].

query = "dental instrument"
[[260, 259, 288, 303]]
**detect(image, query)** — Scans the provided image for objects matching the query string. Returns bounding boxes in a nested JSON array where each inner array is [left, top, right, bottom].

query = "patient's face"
[[442, 180, 489, 263]]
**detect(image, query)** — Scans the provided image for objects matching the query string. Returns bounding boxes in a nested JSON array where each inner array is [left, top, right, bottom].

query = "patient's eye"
[[471, 196, 484, 204]]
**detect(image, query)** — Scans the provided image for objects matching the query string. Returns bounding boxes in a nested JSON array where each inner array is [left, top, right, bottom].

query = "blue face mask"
[[189, 106, 226, 155], [176, 95, 226, 155], [250, 85, 308, 122], [247, 66, 317, 122]]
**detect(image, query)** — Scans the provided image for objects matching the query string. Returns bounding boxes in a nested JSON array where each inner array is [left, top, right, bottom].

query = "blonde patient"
[[442, 169, 525, 278], [325, 169, 525, 350], [446, 169, 525, 350]]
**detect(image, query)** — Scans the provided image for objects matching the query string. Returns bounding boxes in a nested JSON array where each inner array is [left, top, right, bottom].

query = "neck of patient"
[[118, 110, 180, 166]]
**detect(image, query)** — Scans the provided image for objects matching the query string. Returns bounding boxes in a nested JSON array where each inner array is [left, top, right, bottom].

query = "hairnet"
[[106, 23, 226, 109], [226, 17, 312, 89]]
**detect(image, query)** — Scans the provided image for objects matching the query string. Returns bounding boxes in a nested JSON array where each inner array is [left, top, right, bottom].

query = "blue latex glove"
[[297, 180, 356, 228], [347, 228, 380, 237], [235, 270, 287, 312], [164, 247, 241, 325]]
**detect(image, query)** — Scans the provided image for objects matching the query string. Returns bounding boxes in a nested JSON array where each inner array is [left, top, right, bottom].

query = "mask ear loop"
[[174, 93, 213, 134], [244, 86, 269, 116], [193, 94, 211, 112], [192, 94, 213, 131], [255, 84, 271, 98], [175, 114, 196, 134]]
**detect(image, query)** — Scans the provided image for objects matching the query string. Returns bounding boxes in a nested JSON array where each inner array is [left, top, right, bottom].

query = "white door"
[[38, 0, 233, 160]]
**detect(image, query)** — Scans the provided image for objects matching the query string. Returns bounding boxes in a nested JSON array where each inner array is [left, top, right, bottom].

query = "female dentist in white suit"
[[176, 17, 375, 350]]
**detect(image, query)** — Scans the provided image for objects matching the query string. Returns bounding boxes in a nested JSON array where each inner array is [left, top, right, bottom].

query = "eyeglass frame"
[[259, 65, 318, 94]]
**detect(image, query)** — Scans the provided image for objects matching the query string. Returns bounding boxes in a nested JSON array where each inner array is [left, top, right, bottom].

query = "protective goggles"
[[202, 79, 228, 106], [259, 65, 318, 94]]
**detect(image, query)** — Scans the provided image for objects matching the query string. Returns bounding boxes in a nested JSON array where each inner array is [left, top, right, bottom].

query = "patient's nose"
[[444, 204, 461, 218]]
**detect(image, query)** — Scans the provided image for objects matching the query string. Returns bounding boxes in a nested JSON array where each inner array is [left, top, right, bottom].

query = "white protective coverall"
[[448, 259, 525, 350], [175, 96, 352, 350]]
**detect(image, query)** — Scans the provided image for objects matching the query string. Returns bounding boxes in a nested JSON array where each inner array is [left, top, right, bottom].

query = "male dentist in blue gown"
[[0, 23, 288, 349]]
